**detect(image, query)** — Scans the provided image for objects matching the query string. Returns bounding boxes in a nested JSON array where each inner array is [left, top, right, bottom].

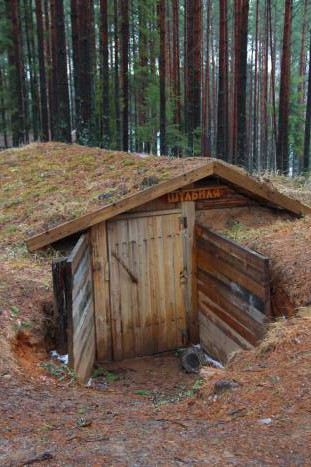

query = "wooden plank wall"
[[66, 234, 96, 383], [196, 224, 270, 363]]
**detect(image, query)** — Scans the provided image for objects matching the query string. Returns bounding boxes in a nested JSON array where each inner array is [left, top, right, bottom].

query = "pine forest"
[[0, 0, 311, 175]]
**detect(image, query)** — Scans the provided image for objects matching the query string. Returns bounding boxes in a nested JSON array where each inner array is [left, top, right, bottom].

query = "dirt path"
[[1, 345, 310, 466]]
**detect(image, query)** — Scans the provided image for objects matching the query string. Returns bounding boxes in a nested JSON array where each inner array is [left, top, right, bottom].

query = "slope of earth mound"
[[1, 142, 207, 245], [0, 143, 311, 464]]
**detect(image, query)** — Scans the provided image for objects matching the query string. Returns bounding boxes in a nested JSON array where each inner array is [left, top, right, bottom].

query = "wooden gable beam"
[[213, 161, 311, 216], [27, 161, 215, 251]]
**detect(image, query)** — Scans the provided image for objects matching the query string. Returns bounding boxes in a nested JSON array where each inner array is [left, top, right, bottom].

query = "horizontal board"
[[196, 224, 270, 362], [198, 290, 259, 345], [199, 313, 250, 363], [196, 224, 269, 271], [197, 267, 267, 318], [196, 188, 255, 210], [197, 274, 266, 332], [197, 247, 268, 300], [199, 300, 253, 350], [197, 236, 267, 283]]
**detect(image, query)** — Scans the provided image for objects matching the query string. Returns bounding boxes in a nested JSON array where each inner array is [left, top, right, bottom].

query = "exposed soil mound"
[[230, 216, 311, 316]]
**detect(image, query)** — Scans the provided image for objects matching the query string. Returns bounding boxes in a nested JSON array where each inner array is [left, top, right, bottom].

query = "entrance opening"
[[53, 222, 271, 383]]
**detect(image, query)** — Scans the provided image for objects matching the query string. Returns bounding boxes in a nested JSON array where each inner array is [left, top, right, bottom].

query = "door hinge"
[[179, 216, 188, 230]]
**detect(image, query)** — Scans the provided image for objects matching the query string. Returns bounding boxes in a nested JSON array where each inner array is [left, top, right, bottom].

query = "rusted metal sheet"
[[196, 224, 270, 363]]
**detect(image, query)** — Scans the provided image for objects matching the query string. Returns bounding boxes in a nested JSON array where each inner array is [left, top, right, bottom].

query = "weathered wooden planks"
[[66, 234, 96, 383], [107, 212, 187, 360], [196, 224, 270, 363], [91, 222, 112, 361]]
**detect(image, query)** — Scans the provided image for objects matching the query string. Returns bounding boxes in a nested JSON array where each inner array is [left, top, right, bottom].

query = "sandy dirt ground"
[[1, 312, 311, 466]]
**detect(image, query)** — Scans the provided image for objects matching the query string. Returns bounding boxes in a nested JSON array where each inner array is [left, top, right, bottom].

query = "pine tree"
[[121, 0, 129, 151], [5, 0, 26, 146], [35, 0, 49, 141], [100, 0, 109, 148], [276, 0, 293, 174], [303, 30, 311, 172], [51, 0, 71, 142], [216, 0, 229, 161], [158, 0, 166, 155]]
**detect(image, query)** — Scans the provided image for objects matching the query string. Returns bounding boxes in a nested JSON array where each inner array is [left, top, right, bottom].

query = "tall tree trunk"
[[185, 0, 202, 154], [234, 0, 249, 167], [138, 0, 149, 152], [268, 0, 277, 168], [50, 0, 58, 138], [158, 0, 166, 155], [252, 0, 259, 169], [114, 0, 121, 149], [276, 0, 293, 174], [297, 0, 308, 172], [24, 0, 40, 141], [0, 66, 8, 148], [201, 0, 211, 156], [121, 0, 129, 151], [44, 0, 53, 138], [298, 0, 308, 104], [210, 1, 217, 153], [303, 30, 311, 172], [260, 0, 268, 170], [100, 0, 109, 147], [5, 0, 26, 146], [216, 0, 229, 161], [70, 0, 79, 129], [172, 0, 181, 134], [76, 0, 93, 144], [51, 0, 71, 142], [35, 0, 49, 141]]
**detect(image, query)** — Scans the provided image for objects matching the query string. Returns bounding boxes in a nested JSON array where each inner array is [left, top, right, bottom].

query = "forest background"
[[0, 0, 310, 175]]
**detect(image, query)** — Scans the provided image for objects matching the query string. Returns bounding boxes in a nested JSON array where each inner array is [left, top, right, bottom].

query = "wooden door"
[[107, 213, 187, 360], [196, 224, 270, 363], [52, 234, 96, 383]]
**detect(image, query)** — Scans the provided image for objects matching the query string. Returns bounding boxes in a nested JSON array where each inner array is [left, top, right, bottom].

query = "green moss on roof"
[[0, 142, 207, 245]]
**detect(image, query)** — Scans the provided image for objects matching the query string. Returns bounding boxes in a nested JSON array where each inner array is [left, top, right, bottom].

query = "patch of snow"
[[259, 418, 272, 425], [86, 378, 93, 387]]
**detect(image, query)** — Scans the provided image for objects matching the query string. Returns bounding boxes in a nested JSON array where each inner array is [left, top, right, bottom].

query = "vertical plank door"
[[107, 213, 187, 360]]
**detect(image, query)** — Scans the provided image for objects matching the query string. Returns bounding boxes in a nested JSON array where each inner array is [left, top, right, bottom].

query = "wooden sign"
[[167, 186, 227, 203]]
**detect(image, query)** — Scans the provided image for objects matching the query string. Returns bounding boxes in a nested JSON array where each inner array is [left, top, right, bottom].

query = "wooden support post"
[[52, 257, 69, 355], [181, 201, 199, 343]]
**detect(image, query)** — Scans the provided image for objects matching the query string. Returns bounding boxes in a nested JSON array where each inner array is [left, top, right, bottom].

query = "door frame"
[[106, 207, 194, 360]]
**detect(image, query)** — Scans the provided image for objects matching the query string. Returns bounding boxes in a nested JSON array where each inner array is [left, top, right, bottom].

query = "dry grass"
[[259, 172, 311, 207], [0, 142, 208, 245]]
